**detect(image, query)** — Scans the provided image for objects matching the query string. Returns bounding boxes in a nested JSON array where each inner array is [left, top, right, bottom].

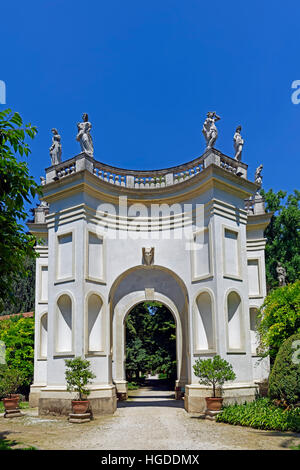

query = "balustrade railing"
[[45, 149, 248, 188]]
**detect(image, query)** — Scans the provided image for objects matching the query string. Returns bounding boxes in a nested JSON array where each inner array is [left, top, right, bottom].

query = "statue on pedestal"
[[202, 112, 220, 150], [233, 125, 244, 161], [255, 164, 263, 192], [276, 262, 287, 287], [76, 113, 94, 157], [49, 128, 62, 166]]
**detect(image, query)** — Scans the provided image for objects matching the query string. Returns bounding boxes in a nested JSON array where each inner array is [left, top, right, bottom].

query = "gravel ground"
[[1, 382, 300, 450]]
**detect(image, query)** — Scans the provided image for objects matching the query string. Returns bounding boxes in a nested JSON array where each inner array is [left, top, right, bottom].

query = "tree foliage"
[[261, 189, 300, 291], [125, 302, 176, 381], [193, 355, 236, 397], [257, 281, 300, 362], [0, 365, 26, 398], [0, 256, 35, 316], [0, 315, 34, 389], [65, 357, 96, 400], [0, 109, 40, 311]]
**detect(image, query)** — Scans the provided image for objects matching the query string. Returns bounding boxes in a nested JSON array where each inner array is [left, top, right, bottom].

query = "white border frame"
[[55, 229, 75, 284], [85, 228, 106, 285], [38, 263, 48, 304], [191, 225, 214, 282], [247, 256, 263, 299], [222, 224, 242, 281]]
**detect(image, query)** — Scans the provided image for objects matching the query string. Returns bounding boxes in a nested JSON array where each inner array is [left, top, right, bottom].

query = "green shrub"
[[65, 357, 96, 400], [216, 398, 300, 432], [0, 366, 26, 398], [257, 281, 300, 361], [0, 315, 34, 390], [127, 381, 139, 390], [193, 355, 236, 397], [268, 333, 300, 405]]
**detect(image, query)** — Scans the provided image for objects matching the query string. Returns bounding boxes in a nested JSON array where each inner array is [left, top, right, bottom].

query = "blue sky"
[[1, 1, 299, 206]]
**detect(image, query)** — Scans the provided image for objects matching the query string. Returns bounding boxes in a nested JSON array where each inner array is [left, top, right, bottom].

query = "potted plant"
[[0, 367, 25, 412], [193, 355, 236, 411], [65, 357, 96, 414]]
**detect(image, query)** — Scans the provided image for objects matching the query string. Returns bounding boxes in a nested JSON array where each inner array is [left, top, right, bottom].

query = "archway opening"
[[125, 301, 177, 392]]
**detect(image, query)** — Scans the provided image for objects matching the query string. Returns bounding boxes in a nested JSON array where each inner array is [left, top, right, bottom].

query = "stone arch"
[[55, 292, 74, 354], [193, 288, 216, 353], [225, 289, 245, 352], [249, 305, 260, 355], [84, 291, 105, 354], [39, 312, 48, 359], [109, 265, 190, 396]]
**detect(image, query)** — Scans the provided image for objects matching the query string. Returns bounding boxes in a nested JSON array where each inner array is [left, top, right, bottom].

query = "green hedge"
[[216, 398, 300, 432], [269, 333, 300, 405]]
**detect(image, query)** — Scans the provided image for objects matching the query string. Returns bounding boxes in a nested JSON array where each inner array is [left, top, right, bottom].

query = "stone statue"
[[40, 176, 46, 186], [202, 111, 221, 150], [76, 113, 94, 157], [142, 247, 154, 266], [255, 164, 263, 191], [276, 262, 287, 287], [49, 128, 62, 166], [233, 125, 244, 161]]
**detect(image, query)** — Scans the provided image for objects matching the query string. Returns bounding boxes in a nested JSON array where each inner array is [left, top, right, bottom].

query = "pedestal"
[[4, 409, 23, 418], [204, 410, 221, 421], [69, 412, 91, 423]]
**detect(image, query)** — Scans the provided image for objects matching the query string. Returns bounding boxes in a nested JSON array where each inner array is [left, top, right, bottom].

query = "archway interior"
[[125, 301, 176, 391]]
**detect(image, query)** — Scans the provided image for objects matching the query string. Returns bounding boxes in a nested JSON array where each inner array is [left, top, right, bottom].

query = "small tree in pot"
[[193, 355, 236, 411], [65, 357, 96, 414], [0, 366, 25, 412]]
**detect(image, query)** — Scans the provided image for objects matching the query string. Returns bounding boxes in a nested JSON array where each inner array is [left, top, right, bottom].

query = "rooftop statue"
[[76, 113, 94, 157], [255, 164, 263, 192], [276, 262, 287, 287], [202, 111, 220, 150], [233, 125, 244, 161], [49, 128, 62, 166]]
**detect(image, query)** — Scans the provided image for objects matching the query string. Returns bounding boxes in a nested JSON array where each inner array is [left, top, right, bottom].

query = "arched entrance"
[[109, 266, 190, 399]]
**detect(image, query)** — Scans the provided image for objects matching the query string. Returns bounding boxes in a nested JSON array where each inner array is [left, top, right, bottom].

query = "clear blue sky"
[[1, 1, 299, 203]]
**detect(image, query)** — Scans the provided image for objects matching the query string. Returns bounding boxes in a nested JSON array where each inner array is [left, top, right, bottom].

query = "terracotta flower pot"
[[71, 400, 90, 414], [205, 397, 223, 411], [3, 397, 19, 411]]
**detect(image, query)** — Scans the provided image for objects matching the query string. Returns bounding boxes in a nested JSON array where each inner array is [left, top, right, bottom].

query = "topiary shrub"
[[268, 333, 300, 405]]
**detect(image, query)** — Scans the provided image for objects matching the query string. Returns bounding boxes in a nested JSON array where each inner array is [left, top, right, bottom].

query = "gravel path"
[[1, 381, 300, 450]]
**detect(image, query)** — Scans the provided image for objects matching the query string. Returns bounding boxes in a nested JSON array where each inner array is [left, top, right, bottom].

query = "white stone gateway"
[[28, 132, 271, 415]]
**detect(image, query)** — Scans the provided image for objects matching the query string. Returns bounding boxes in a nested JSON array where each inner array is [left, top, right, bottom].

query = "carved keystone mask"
[[142, 247, 154, 266]]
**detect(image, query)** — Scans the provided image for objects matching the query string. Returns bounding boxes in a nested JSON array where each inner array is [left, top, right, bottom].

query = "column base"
[[29, 384, 46, 408], [184, 382, 258, 413], [38, 385, 117, 416], [114, 380, 128, 400]]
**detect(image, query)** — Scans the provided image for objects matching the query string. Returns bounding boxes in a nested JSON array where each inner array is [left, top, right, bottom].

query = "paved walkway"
[[1, 380, 300, 450]]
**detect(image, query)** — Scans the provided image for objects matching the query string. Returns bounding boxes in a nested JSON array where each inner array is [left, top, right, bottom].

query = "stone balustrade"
[[45, 148, 248, 187], [245, 195, 266, 215]]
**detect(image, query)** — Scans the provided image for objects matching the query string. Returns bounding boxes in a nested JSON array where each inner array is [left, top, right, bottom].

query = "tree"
[[0, 256, 35, 315], [0, 109, 40, 312], [65, 357, 96, 400], [193, 355, 236, 398], [257, 281, 300, 362], [0, 315, 34, 392], [125, 302, 177, 381], [261, 189, 300, 291]]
